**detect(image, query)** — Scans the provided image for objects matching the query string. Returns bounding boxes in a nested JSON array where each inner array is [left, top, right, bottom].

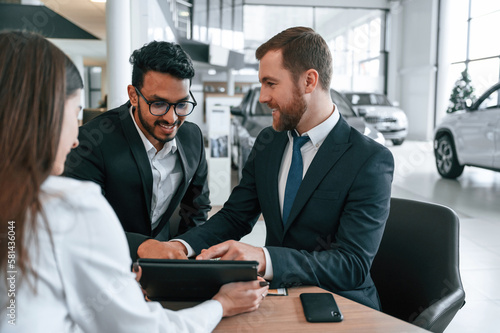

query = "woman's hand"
[[212, 277, 269, 317], [132, 262, 149, 300]]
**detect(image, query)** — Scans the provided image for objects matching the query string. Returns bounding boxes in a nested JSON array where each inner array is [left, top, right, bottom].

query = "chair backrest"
[[370, 197, 466, 333], [82, 108, 106, 125]]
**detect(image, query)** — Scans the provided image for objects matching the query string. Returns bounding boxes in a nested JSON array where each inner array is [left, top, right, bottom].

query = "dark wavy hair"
[[0, 30, 83, 278], [256, 26, 333, 91], [130, 40, 195, 89]]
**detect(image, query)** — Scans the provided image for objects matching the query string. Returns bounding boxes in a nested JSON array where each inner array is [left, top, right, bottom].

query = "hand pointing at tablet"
[[197, 240, 267, 276]]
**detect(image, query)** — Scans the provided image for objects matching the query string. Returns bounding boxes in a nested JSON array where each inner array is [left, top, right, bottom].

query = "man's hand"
[[197, 240, 266, 275], [137, 239, 188, 259]]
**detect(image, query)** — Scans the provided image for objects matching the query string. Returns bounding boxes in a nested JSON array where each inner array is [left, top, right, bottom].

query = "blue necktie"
[[283, 132, 310, 225]]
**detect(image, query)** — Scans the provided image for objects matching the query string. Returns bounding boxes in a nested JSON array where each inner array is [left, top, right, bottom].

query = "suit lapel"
[[267, 130, 289, 232], [119, 104, 154, 219], [153, 138, 188, 238], [174, 138, 189, 195], [283, 116, 352, 233]]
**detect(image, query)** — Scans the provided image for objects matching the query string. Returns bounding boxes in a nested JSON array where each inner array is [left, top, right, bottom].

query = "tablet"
[[137, 259, 259, 301]]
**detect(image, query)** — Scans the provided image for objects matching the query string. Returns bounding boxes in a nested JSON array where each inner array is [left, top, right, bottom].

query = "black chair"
[[371, 197, 466, 332], [82, 108, 106, 125]]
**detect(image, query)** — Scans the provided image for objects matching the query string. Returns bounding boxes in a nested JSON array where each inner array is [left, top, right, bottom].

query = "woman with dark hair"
[[0, 31, 267, 332]]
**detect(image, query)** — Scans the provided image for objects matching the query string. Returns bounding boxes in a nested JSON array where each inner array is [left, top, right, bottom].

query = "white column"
[[390, 0, 439, 141], [106, 0, 132, 109], [227, 69, 235, 96], [435, 0, 452, 125]]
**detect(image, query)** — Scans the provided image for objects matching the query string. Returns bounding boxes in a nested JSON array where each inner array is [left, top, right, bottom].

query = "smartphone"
[[300, 293, 343, 323]]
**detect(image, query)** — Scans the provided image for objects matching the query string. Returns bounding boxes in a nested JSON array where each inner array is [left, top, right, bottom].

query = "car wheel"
[[434, 135, 464, 179], [392, 139, 405, 146]]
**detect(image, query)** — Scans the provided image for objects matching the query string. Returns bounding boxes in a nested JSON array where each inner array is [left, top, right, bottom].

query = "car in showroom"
[[230, 86, 385, 179], [342, 92, 408, 145], [433, 81, 500, 179]]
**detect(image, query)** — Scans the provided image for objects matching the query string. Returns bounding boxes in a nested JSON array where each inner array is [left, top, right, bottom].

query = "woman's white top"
[[0, 176, 222, 332]]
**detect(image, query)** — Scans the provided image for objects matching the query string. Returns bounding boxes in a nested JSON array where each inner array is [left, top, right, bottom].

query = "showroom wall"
[[388, 0, 440, 141]]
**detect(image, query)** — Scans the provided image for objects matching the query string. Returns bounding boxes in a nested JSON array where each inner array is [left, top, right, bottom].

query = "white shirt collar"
[[287, 103, 340, 149], [129, 105, 177, 157]]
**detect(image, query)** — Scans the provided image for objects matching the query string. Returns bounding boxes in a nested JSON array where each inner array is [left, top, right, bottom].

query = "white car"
[[342, 92, 408, 145], [434, 82, 500, 179]]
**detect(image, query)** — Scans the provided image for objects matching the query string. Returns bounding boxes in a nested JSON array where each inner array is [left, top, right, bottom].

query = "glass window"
[[221, 2, 233, 49], [243, 5, 313, 64], [369, 18, 382, 58], [446, 0, 500, 108], [471, 0, 500, 18], [208, 0, 221, 45], [359, 58, 380, 77], [469, 11, 500, 60], [448, 0, 469, 63], [468, 58, 500, 96], [233, 1, 244, 52], [242, 6, 385, 92]]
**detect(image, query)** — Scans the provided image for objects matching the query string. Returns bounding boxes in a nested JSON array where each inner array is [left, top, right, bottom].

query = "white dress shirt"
[[129, 106, 183, 230], [0, 176, 222, 333]]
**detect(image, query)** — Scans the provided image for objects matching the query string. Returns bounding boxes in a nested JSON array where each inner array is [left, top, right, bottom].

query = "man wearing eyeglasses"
[[64, 41, 208, 260]]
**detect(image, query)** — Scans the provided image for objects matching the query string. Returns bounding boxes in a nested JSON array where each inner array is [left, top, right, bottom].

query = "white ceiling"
[[41, 0, 106, 39], [41, 0, 107, 66], [39, 0, 390, 68]]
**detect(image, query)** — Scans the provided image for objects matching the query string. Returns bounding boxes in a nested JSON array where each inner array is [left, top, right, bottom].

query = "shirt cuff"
[[206, 299, 224, 318], [170, 239, 196, 257], [262, 247, 274, 280]]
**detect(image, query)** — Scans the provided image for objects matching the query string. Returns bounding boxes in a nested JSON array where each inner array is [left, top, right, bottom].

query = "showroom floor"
[[218, 140, 500, 333]]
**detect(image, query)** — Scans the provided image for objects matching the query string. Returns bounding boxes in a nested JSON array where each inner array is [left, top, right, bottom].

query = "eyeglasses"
[[134, 86, 197, 116]]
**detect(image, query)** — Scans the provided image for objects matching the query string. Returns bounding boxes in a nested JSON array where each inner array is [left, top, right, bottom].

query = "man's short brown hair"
[[256, 26, 332, 91]]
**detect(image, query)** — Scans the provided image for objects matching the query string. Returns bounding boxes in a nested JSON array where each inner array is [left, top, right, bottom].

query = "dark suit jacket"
[[178, 115, 394, 309], [64, 102, 211, 251]]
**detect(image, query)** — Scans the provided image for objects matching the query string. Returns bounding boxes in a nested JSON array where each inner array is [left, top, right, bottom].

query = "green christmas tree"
[[447, 69, 476, 113]]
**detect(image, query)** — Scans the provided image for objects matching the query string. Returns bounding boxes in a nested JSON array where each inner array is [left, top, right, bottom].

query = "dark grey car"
[[230, 87, 385, 179]]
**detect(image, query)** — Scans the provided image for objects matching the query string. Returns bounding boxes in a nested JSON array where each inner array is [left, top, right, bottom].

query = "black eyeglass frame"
[[134, 86, 197, 116]]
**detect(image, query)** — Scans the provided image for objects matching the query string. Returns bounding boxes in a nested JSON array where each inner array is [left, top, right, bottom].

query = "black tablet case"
[[138, 259, 259, 301]]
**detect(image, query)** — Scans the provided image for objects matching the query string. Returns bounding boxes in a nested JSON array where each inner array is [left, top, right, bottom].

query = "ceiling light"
[[90, 0, 106, 3]]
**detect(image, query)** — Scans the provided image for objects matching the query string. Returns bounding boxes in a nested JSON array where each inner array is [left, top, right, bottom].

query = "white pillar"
[[435, 0, 452, 125], [390, 0, 439, 141], [106, 0, 132, 109], [227, 69, 235, 96]]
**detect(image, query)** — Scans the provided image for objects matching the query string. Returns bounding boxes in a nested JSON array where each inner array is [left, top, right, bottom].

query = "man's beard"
[[137, 102, 179, 143], [269, 85, 307, 132]]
